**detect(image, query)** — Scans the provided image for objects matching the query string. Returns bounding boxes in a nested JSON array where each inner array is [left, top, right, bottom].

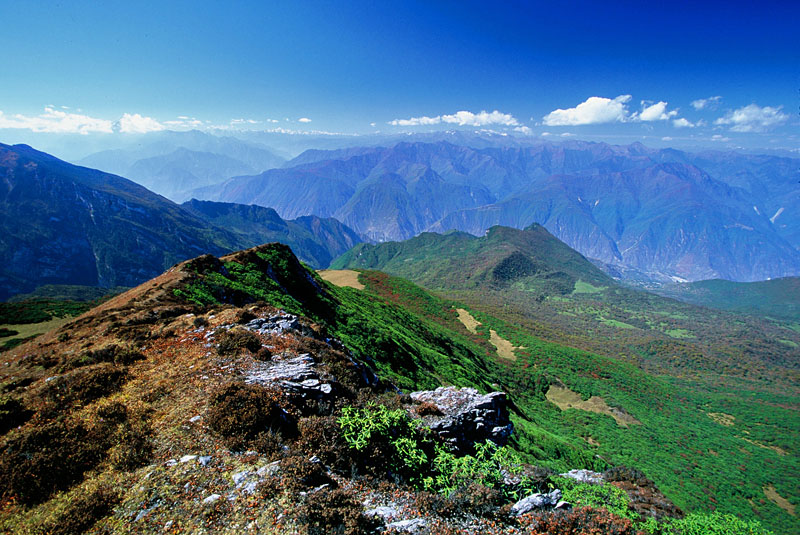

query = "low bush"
[[279, 455, 334, 492], [295, 488, 380, 535], [42, 363, 127, 406], [216, 328, 262, 355], [35, 485, 120, 535], [643, 512, 775, 535], [518, 506, 636, 534], [207, 383, 296, 450], [0, 418, 106, 504], [553, 476, 637, 520], [0, 395, 32, 435]]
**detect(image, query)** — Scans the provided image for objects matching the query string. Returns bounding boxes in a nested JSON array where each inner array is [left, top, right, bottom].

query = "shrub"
[[207, 383, 296, 450], [0, 395, 32, 435], [416, 401, 443, 416], [518, 506, 635, 534], [0, 418, 107, 504], [295, 488, 380, 535], [296, 416, 353, 471], [338, 403, 432, 483], [216, 328, 261, 355], [42, 363, 127, 406], [553, 476, 637, 520], [35, 485, 120, 535], [651, 512, 775, 535], [254, 346, 273, 361], [279, 455, 333, 492]]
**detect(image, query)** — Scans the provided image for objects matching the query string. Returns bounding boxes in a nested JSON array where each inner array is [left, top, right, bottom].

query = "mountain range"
[[0, 143, 360, 299], [78, 130, 286, 202], [195, 140, 800, 282]]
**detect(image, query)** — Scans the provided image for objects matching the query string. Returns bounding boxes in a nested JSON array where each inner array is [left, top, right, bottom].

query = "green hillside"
[[177, 244, 797, 533], [655, 277, 800, 323]]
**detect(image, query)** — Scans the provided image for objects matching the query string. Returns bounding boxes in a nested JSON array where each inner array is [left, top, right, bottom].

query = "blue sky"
[[0, 0, 797, 149]]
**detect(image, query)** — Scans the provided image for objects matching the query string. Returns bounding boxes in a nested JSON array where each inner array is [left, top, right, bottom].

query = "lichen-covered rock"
[[561, 468, 604, 485], [409, 386, 513, 454], [246, 353, 338, 401], [511, 489, 563, 516]]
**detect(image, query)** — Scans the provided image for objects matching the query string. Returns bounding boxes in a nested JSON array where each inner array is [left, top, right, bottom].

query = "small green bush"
[[643, 512, 775, 535], [553, 476, 637, 520]]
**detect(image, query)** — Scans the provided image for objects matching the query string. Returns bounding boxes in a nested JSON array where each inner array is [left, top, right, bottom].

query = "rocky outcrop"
[[561, 469, 604, 485], [511, 489, 569, 516], [409, 386, 513, 454]]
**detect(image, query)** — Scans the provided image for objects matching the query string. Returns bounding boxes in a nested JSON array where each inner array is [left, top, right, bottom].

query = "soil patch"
[[488, 330, 520, 361], [455, 308, 480, 334], [317, 270, 365, 290], [707, 412, 735, 426], [764, 485, 795, 516], [546, 384, 641, 427]]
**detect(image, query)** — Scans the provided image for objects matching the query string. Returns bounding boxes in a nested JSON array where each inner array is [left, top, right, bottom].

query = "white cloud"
[[691, 96, 722, 110], [370, 122, 376, 127], [542, 95, 632, 126], [0, 106, 113, 134], [673, 118, 696, 128], [390, 109, 519, 127], [661, 136, 673, 141], [266, 118, 279, 123], [389, 115, 442, 126], [163, 116, 204, 129], [298, 117, 312, 123], [637, 101, 678, 121], [230, 118, 259, 125], [711, 134, 731, 142], [118, 113, 164, 134], [442, 110, 518, 126], [514, 125, 532, 135], [714, 104, 789, 132]]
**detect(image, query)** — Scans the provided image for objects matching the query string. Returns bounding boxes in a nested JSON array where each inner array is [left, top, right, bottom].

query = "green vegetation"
[[655, 277, 800, 323], [554, 476, 636, 520], [338, 403, 537, 499], [642, 512, 775, 535], [0, 299, 97, 325], [167, 243, 797, 533]]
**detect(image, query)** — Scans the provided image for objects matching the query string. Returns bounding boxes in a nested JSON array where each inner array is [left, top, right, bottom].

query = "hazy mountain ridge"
[[196, 140, 800, 282], [78, 130, 285, 202], [0, 144, 361, 299]]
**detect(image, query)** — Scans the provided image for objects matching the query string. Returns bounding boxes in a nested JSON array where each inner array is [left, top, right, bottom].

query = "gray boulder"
[[409, 386, 513, 454], [511, 489, 563, 516]]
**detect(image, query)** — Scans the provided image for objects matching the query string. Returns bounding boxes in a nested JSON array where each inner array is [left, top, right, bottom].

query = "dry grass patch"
[[764, 485, 795, 516], [741, 436, 788, 456], [455, 308, 481, 334], [706, 412, 735, 426], [317, 270, 365, 290], [489, 329, 521, 361], [546, 385, 640, 427]]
